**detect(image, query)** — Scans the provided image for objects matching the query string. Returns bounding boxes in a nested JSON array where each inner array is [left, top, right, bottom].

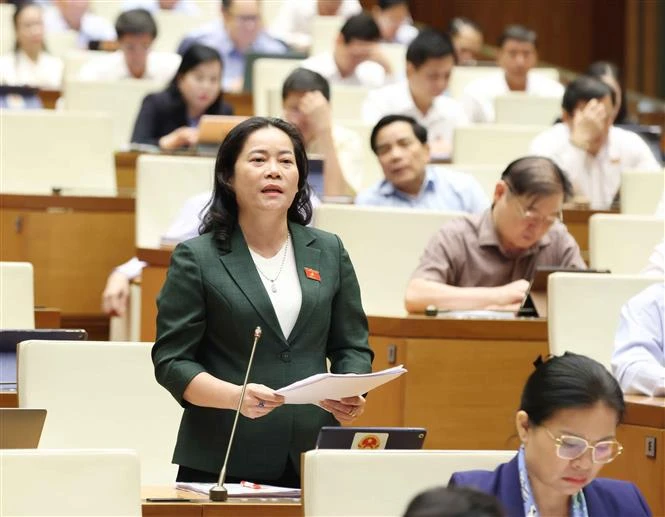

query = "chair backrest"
[[494, 94, 561, 125], [63, 79, 162, 149], [259, 0, 283, 24], [452, 124, 546, 165], [63, 49, 106, 82], [18, 340, 184, 485], [589, 214, 665, 274], [314, 204, 464, 315], [548, 273, 663, 369], [151, 11, 210, 53], [448, 66, 559, 99], [44, 30, 78, 59], [380, 42, 407, 77], [336, 119, 383, 191], [252, 57, 304, 116], [620, 169, 665, 215], [0, 4, 14, 55], [88, 1, 124, 23], [0, 448, 141, 516], [330, 84, 370, 121], [444, 164, 503, 200], [309, 15, 344, 56], [136, 154, 215, 248], [303, 449, 515, 517], [0, 262, 35, 329], [0, 110, 116, 196]]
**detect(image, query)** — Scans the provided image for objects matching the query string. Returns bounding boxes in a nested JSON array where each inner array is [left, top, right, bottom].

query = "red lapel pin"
[[304, 267, 321, 282]]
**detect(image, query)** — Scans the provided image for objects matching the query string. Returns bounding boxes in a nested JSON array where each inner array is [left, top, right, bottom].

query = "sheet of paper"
[[275, 365, 407, 404], [176, 482, 301, 498]]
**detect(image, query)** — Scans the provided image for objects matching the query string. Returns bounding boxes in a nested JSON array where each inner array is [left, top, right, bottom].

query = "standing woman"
[[450, 353, 651, 516], [152, 117, 373, 486], [0, 2, 63, 89], [131, 43, 233, 149]]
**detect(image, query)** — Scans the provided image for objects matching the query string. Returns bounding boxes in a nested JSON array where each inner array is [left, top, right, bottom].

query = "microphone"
[[210, 326, 263, 502]]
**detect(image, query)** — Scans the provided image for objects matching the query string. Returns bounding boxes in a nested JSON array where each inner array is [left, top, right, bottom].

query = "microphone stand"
[[210, 326, 262, 502]]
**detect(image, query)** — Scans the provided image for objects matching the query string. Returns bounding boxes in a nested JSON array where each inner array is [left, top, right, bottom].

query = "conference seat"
[[303, 449, 515, 517], [380, 42, 407, 77], [252, 57, 304, 116], [0, 448, 141, 516], [443, 163, 503, 200], [309, 15, 345, 56], [452, 124, 546, 165], [335, 118, 383, 190], [0, 110, 116, 196], [547, 272, 663, 369], [589, 214, 665, 274], [62, 49, 107, 82], [18, 340, 183, 484], [0, 4, 15, 55], [44, 29, 78, 60], [266, 84, 370, 123], [314, 204, 464, 315], [494, 93, 561, 125], [620, 169, 665, 215], [151, 11, 211, 53], [448, 66, 559, 99], [0, 262, 35, 329]]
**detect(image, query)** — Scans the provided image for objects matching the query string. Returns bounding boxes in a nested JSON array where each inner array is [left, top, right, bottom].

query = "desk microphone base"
[[209, 485, 229, 502]]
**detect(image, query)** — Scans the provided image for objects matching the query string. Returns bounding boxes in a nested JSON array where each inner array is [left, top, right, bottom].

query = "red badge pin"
[[304, 267, 321, 282]]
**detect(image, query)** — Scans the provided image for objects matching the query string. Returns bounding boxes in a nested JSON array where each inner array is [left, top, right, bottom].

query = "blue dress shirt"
[[354, 165, 489, 213]]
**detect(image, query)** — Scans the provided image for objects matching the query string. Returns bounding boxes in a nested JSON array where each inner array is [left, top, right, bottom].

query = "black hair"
[[500, 156, 573, 201], [562, 75, 614, 116], [201, 117, 313, 247], [377, 0, 408, 9], [13, 1, 45, 53], [520, 352, 625, 426], [281, 68, 330, 102], [498, 24, 537, 48], [406, 29, 456, 68], [340, 13, 381, 44], [221, 0, 232, 9], [404, 486, 505, 517], [168, 44, 225, 112], [370, 114, 428, 153], [586, 61, 628, 124], [448, 17, 482, 37], [115, 8, 158, 40]]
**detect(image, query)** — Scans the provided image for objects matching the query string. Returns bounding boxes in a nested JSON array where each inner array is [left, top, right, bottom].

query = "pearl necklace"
[[253, 235, 290, 293]]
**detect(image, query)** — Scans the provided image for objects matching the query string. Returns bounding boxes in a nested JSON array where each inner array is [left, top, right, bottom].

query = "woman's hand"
[[159, 127, 199, 150], [237, 383, 285, 419], [319, 395, 366, 423]]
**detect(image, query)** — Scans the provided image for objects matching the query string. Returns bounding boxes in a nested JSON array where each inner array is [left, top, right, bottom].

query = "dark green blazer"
[[152, 222, 373, 479]]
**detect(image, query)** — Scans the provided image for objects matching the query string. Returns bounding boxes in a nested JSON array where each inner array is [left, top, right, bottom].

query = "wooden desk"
[[137, 248, 171, 341], [141, 486, 300, 517]]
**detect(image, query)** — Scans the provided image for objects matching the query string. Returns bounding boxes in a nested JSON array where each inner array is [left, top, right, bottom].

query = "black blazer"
[[131, 87, 233, 146]]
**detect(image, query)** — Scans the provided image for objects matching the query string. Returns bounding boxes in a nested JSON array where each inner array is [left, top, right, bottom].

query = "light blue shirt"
[[612, 282, 665, 396], [177, 21, 288, 91], [354, 165, 489, 213]]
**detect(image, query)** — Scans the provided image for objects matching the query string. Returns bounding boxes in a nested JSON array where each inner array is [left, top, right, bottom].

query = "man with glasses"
[[405, 156, 585, 313], [78, 9, 180, 82], [177, 0, 287, 92]]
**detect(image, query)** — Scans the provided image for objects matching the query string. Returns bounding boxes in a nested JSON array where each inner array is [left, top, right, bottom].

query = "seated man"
[[78, 9, 180, 82], [405, 156, 585, 313], [301, 12, 393, 88], [612, 283, 664, 397], [177, 0, 287, 92], [121, 0, 201, 15], [371, 0, 418, 45], [447, 17, 483, 65], [529, 76, 660, 210], [43, 0, 116, 49], [356, 114, 488, 212], [268, 0, 361, 52], [461, 24, 563, 122], [362, 29, 467, 157]]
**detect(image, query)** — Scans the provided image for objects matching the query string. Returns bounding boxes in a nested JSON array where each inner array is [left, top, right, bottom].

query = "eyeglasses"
[[506, 183, 562, 227], [544, 427, 623, 464]]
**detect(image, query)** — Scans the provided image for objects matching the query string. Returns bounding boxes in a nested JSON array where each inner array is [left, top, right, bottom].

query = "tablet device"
[[315, 427, 427, 450], [0, 408, 47, 448]]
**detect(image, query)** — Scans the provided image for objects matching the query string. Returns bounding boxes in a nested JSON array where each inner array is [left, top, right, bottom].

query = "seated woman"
[[0, 1, 63, 90], [131, 43, 232, 149], [449, 352, 652, 517]]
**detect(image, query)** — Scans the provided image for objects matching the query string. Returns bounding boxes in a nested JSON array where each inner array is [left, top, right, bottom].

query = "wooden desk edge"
[[0, 194, 134, 212], [624, 396, 665, 428]]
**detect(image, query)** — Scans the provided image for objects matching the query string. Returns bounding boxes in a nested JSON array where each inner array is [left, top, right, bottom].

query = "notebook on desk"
[[0, 408, 46, 448], [315, 427, 427, 450]]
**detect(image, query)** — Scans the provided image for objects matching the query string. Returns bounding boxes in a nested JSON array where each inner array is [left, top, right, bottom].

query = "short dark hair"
[[500, 156, 573, 201], [562, 76, 614, 116], [404, 486, 505, 517], [520, 352, 625, 426], [115, 8, 157, 40], [201, 117, 313, 246], [406, 29, 456, 68], [377, 0, 408, 9], [498, 24, 537, 48], [281, 68, 330, 102], [340, 13, 381, 44], [447, 17, 482, 38], [370, 114, 428, 153]]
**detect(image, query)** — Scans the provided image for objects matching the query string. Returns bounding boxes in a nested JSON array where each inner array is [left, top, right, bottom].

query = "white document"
[[275, 365, 407, 404], [176, 482, 301, 498]]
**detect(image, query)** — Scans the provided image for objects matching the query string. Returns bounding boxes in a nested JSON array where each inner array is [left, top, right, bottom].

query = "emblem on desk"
[[352, 432, 388, 449]]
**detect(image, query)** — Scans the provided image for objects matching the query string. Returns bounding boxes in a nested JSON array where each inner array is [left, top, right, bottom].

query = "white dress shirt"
[[77, 50, 181, 84], [643, 241, 665, 277], [529, 123, 661, 210], [268, 0, 361, 50], [301, 51, 387, 88], [43, 7, 116, 49], [0, 50, 63, 89], [362, 80, 468, 147], [121, 0, 201, 15], [612, 282, 665, 397], [461, 71, 564, 123]]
